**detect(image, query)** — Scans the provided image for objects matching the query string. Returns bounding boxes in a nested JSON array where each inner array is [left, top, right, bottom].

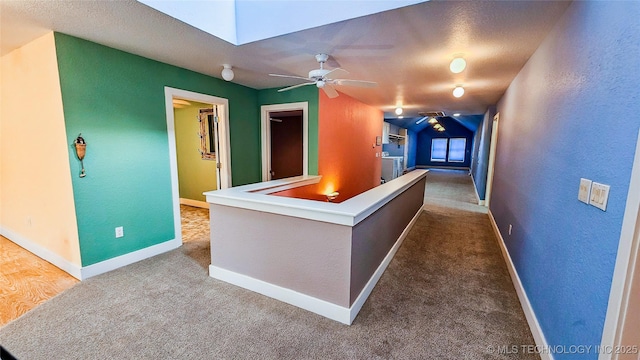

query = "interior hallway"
[[0, 170, 538, 359]]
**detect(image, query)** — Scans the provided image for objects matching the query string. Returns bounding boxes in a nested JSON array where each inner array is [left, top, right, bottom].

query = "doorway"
[[269, 110, 303, 180], [164, 87, 231, 244], [601, 129, 640, 359], [261, 102, 309, 181]]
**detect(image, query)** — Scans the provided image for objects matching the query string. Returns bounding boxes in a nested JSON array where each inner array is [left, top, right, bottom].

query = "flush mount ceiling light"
[[221, 64, 234, 81], [395, 107, 403, 115], [428, 117, 438, 124], [453, 86, 465, 98], [449, 57, 466, 73]]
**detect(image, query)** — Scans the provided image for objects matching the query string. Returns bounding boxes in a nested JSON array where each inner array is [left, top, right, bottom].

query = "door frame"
[[260, 102, 308, 181], [485, 112, 500, 208], [164, 87, 232, 243], [600, 129, 640, 359]]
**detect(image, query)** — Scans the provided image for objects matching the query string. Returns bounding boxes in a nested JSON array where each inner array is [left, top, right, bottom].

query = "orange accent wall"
[[273, 90, 383, 202]]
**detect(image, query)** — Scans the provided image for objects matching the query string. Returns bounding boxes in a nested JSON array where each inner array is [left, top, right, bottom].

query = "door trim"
[[260, 102, 308, 181], [164, 87, 232, 244], [600, 129, 640, 360], [485, 112, 500, 207]]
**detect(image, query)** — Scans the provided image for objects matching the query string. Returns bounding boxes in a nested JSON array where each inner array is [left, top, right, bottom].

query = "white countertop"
[[204, 170, 428, 226]]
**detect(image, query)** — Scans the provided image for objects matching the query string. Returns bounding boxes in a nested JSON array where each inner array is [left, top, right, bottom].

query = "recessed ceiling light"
[[453, 86, 465, 98], [453, 113, 461, 116], [428, 117, 438, 124], [450, 57, 466, 73], [395, 107, 403, 115]]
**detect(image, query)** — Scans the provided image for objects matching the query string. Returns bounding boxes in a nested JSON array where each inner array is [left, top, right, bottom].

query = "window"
[[199, 107, 217, 160], [448, 138, 466, 162], [430, 137, 467, 163], [430, 138, 447, 162]]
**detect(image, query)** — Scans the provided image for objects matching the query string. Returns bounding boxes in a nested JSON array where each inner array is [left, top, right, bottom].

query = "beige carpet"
[[0, 171, 537, 359]]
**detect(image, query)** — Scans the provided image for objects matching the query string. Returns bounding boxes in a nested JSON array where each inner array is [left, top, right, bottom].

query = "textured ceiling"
[[0, 0, 572, 122]]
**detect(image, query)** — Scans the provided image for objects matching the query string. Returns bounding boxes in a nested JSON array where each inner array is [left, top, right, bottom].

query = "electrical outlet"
[[508, 224, 512, 235], [115, 226, 124, 238]]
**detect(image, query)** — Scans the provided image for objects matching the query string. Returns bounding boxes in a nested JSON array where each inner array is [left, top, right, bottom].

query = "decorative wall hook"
[[74, 134, 87, 178]]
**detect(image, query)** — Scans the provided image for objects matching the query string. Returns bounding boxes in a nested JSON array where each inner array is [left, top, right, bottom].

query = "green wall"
[[175, 102, 217, 201], [54, 33, 260, 266], [258, 87, 319, 175]]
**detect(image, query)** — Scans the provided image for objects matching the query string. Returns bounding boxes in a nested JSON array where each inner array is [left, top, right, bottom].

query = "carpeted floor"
[[0, 170, 538, 359]]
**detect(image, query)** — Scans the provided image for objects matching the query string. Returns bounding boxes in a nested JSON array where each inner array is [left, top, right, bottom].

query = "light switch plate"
[[578, 178, 592, 204], [589, 182, 610, 211]]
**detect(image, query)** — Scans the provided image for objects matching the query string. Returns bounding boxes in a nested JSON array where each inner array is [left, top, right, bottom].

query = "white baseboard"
[[0, 225, 82, 280], [470, 174, 486, 206], [210, 204, 426, 325], [180, 198, 209, 209], [80, 238, 181, 280], [487, 210, 552, 360], [2, 225, 182, 281], [210, 265, 352, 324]]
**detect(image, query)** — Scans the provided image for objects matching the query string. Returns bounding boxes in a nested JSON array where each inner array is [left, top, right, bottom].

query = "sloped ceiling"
[[0, 0, 572, 120]]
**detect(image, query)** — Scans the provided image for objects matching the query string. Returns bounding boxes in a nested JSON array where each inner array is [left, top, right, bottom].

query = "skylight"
[[138, 0, 428, 45]]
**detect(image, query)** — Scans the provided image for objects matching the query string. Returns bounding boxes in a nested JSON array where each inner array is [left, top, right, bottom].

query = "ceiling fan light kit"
[[269, 54, 377, 99]]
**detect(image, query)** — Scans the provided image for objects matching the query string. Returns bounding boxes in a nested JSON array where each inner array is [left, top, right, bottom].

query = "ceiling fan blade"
[[269, 73, 311, 81], [278, 82, 316, 92], [323, 67, 348, 78], [334, 79, 378, 88], [322, 84, 339, 98]]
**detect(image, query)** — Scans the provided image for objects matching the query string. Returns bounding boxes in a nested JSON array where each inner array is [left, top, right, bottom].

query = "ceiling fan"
[[269, 54, 377, 98]]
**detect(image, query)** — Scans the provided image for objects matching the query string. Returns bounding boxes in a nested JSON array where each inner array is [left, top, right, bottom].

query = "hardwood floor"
[[180, 204, 210, 243], [0, 236, 78, 327], [0, 204, 210, 327]]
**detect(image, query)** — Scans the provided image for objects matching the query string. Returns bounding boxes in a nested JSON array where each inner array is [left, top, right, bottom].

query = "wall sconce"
[[221, 64, 234, 81], [326, 191, 339, 202], [428, 117, 438, 124], [74, 133, 87, 178]]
